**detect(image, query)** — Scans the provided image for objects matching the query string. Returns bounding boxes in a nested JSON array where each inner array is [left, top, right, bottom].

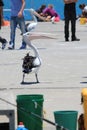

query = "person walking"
[[64, 0, 80, 41], [8, 0, 26, 49], [0, 0, 7, 49]]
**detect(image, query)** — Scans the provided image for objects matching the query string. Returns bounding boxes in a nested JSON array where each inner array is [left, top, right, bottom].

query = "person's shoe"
[[8, 44, 14, 50], [72, 37, 80, 41], [1, 39, 8, 49], [65, 38, 69, 42], [19, 45, 26, 49]]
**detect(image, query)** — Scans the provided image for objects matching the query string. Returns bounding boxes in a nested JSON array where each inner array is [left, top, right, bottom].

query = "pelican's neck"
[[29, 8, 37, 23], [29, 41, 39, 58], [24, 35, 40, 58]]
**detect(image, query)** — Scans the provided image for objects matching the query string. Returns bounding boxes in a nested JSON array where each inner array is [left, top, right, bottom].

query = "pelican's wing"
[[23, 32, 57, 41], [29, 34, 57, 41]]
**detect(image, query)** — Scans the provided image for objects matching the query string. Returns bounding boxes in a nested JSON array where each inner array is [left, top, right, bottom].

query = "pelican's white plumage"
[[21, 9, 56, 83], [22, 32, 55, 83], [26, 9, 38, 32]]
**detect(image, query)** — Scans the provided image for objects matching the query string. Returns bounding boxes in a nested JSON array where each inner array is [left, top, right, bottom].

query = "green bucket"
[[54, 110, 78, 130], [16, 94, 44, 130]]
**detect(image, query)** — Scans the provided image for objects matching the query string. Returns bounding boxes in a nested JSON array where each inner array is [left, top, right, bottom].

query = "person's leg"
[[71, 17, 76, 40], [0, 6, 4, 26], [64, 6, 70, 41], [9, 16, 17, 49], [18, 17, 26, 35], [18, 17, 26, 49], [71, 14, 80, 41], [0, 6, 2, 29], [0, 7, 7, 49], [1, 6, 4, 26], [64, 17, 69, 41]]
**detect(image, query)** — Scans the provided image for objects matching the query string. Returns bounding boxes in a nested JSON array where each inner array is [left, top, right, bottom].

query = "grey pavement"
[[0, 20, 87, 129]]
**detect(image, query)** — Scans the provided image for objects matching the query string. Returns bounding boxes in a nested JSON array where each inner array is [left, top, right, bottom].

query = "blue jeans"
[[10, 16, 26, 48]]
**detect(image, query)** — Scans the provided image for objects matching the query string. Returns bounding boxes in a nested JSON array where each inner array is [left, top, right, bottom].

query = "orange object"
[[2, 20, 10, 26]]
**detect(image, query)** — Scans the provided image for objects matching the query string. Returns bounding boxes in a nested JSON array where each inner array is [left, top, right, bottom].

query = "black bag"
[[78, 113, 85, 130]]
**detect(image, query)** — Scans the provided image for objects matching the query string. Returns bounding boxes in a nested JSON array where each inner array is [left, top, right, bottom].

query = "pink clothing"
[[54, 16, 60, 22], [43, 7, 58, 17]]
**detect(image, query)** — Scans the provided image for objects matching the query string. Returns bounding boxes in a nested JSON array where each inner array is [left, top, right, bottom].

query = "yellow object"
[[80, 18, 86, 25], [81, 88, 87, 130]]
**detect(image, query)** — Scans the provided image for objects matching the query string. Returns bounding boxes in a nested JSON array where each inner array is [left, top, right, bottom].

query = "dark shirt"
[[0, 0, 4, 6], [64, 3, 76, 19]]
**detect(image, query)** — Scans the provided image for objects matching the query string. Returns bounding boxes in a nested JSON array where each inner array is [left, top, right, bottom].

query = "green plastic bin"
[[54, 110, 78, 130], [16, 94, 44, 130]]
